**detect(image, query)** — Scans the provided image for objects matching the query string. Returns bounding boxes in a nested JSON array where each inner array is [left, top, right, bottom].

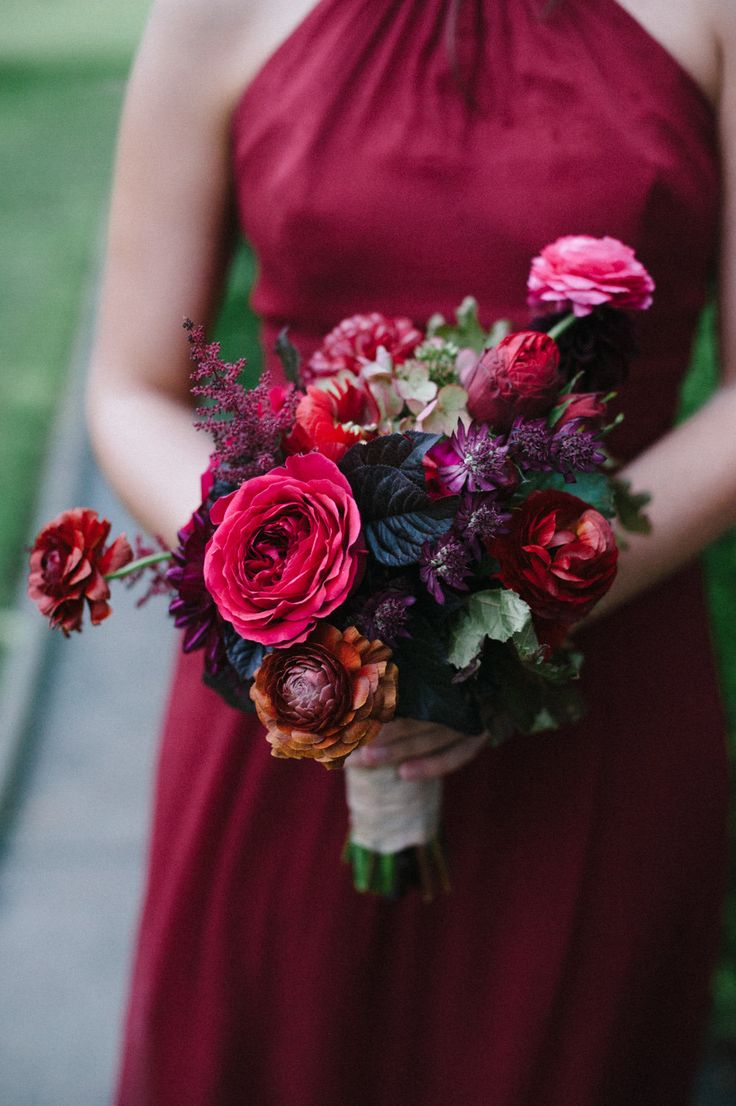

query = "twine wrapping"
[[344, 761, 442, 854]]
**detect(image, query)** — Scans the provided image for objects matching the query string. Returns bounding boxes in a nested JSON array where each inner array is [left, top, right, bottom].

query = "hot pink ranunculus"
[[203, 453, 363, 647], [527, 235, 655, 317]]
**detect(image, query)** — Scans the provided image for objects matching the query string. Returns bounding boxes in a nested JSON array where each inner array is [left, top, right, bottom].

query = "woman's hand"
[[353, 719, 488, 780]]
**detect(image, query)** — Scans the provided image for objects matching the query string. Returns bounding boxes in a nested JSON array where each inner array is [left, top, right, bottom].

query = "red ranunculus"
[[203, 452, 364, 647], [553, 391, 607, 429], [286, 376, 379, 461], [251, 624, 398, 766], [465, 331, 561, 431], [306, 313, 423, 384], [527, 235, 655, 317], [28, 508, 132, 634], [489, 489, 617, 645]]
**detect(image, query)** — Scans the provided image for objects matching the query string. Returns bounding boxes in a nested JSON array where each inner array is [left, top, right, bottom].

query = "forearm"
[[590, 381, 736, 621], [87, 381, 211, 549]]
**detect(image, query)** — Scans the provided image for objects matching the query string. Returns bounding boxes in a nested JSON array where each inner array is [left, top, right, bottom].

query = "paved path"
[[0, 446, 172, 1106]]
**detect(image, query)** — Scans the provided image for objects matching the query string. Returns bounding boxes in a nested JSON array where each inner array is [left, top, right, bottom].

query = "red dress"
[[117, 2, 729, 1103]]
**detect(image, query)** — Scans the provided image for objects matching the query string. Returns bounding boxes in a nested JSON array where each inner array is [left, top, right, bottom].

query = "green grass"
[[0, 67, 125, 618], [0, 0, 148, 629]]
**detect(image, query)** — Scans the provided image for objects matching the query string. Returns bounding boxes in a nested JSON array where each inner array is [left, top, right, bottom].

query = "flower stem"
[[547, 312, 577, 341], [105, 551, 172, 581]]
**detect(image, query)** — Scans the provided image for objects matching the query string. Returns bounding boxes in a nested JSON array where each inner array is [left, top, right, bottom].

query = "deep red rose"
[[251, 623, 398, 767], [465, 331, 561, 431], [28, 508, 132, 634], [306, 313, 423, 384], [285, 376, 379, 461], [488, 489, 617, 645], [203, 452, 364, 647], [527, 235, 655, 317], [553, 391, 607, 429]]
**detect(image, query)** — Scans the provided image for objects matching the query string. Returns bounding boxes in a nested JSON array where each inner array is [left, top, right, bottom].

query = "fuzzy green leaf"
[[448, 589, 532, 670], [518, 470, 615, 518], [611, 476, 652, 534]]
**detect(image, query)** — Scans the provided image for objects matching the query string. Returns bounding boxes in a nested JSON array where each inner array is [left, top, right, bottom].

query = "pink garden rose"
[[527, 235, 655, 317], [203, 453, 363, 647]]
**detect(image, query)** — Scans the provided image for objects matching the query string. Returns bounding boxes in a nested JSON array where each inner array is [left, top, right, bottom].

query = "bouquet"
[[28, 235, 653, 899]]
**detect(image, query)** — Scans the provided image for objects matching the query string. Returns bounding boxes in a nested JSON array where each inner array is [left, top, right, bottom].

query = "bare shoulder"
[[138, 0, 318, 113], [613, 0, 719, 105]]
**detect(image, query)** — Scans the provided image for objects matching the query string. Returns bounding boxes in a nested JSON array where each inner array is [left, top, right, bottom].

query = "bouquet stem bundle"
[[344, 762, 450, 900]]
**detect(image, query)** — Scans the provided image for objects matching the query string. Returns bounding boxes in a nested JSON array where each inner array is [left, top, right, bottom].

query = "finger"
[[397, 733, 488, 780], [370, 718, 463, 750], [370, 717, 425, 746], [357, 727, 458, 766]]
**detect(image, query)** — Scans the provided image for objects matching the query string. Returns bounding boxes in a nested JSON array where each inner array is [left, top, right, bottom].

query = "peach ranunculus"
[[250, 624, 398, 766]]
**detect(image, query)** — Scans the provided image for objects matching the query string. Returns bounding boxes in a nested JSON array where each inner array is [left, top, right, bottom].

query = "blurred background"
[[0, 1, 735, 1103]]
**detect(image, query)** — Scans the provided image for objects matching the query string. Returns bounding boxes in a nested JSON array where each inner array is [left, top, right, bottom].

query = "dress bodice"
[[231, 0, 719, 459]]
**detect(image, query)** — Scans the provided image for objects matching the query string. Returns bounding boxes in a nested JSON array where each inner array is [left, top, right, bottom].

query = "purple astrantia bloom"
[[507, 417, 554, 471], [357, 586, 416, 647], [453, 492, 511, 555], [550, 419, 607, 481], [420, 532, 473, 604], [425, 420, 516, 496], [167, 504, 227, 676]]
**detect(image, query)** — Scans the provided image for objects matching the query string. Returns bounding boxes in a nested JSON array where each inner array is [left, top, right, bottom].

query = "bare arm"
[[86, 0, 254, 546], [590, 0, 736, 622]]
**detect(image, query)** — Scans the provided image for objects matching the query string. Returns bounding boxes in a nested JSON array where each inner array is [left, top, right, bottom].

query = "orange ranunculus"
[[250, 624, 398, 767]]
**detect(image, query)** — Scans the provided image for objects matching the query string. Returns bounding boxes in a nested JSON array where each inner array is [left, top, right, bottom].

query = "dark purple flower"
[[507, 418, 554, 471], [549, 420, 607, 481], [357, 586, 416, 646], [420, 533, 473, 604], [530, 305, 637, 391], [166, 504, 227, 676], [425, 420, 516, 496], [453, 492, 511, 555]]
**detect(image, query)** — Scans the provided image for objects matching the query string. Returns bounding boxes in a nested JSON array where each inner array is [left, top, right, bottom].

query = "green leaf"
[[518, 470, 615, 518], [274, 327, 301, 385], [448, 589, 532, 670], [509, 619, 542, 663], [427, 296, 489, 353], [611, 476, 652, 534]]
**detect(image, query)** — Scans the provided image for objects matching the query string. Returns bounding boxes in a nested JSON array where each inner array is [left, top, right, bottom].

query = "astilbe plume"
[[185, 319, 299, 483]]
